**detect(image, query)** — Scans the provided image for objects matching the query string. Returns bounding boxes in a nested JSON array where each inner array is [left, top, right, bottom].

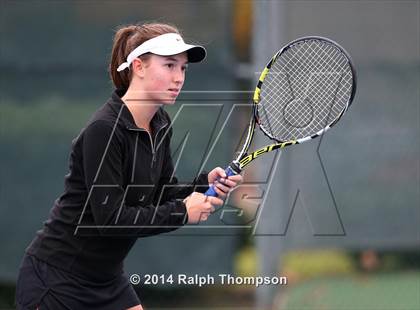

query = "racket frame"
[[233, 36, 357, 171]]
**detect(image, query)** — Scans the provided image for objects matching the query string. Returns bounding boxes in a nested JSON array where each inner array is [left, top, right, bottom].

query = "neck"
[[121, 88, 161, 130]]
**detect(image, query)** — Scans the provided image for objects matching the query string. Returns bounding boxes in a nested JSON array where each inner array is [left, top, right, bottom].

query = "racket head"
[[254, 36, 357, 144]]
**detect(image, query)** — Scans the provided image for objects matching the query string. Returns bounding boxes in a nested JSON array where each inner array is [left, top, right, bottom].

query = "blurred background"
[[0, 0, 419, 309]]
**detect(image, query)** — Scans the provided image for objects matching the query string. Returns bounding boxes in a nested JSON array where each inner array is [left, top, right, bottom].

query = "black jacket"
[[26, 89, 208, 281]]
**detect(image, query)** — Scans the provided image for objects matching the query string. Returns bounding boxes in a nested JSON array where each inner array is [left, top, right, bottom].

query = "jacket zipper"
[[127, 124, 168, 167]]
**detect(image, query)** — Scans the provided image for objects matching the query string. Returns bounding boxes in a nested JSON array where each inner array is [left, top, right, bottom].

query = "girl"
[[15, 22, 242, 310]]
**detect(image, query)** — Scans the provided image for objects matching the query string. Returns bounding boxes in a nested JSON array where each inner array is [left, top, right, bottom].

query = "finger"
[[215, 181, 230, 193], [215, 167, 227, 178], [204, 204, 216, 213], [228, 175, 243, 183], [200, 214, 209, 222], [204, 202, 217, 212], [214, 186, 227, 199], [201, 210, 212, 220], [218, 178, 237, 188], [209, 197, 224, 206]]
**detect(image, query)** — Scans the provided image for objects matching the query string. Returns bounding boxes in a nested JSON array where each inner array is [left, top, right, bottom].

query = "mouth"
[[168, 88, 180, 96]]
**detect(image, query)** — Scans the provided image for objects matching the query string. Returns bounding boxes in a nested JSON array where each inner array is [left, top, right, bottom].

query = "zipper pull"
[[151, 151, 156, 168]]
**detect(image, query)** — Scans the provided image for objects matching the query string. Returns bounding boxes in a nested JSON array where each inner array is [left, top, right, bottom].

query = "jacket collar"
[[108, 88, 168, 131]]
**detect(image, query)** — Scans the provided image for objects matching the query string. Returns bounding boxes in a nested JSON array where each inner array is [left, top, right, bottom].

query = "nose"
[[173, 67, 185, 85]]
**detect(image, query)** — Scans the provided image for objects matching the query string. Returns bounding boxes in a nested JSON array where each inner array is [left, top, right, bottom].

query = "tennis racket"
[[205, 36, 357, 197]]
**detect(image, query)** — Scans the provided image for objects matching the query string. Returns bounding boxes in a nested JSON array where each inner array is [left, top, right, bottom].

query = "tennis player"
[[15, 22, 242, 310]]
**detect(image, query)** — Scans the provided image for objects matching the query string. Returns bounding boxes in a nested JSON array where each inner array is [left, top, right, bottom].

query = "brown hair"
[[109, 23, 180, 90]]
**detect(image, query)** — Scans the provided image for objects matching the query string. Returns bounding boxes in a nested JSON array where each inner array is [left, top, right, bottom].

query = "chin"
[[161, 97, 177, 105]]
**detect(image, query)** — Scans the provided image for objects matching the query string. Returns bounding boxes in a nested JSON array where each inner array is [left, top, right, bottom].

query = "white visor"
[[117, 33, 206, 72]]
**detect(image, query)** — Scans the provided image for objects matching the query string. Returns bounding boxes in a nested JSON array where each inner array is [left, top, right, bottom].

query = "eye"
[[182, 65, 188, 72], [165, 63, 175, 69]]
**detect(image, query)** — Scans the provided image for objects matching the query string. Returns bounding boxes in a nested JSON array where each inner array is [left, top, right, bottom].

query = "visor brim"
[[150, 44, 206, 63]]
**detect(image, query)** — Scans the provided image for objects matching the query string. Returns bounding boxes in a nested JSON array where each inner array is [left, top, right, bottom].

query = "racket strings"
[[275, 46, 345, 132], [258, 39, 353, 141]]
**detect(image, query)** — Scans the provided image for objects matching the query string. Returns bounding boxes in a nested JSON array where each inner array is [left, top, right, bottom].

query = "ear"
[[131, 58, 146, 79]]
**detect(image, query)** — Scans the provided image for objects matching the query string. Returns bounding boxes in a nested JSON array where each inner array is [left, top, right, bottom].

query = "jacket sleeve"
[[81, 120, 187, 237], [154, 126, 209, 206]]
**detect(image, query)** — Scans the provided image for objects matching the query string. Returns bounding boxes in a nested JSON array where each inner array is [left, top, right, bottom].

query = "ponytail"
[[109, 23, 180, 90]]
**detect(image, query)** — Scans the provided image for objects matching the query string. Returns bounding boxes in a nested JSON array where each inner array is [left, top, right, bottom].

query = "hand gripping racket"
[[205, 36, 357, 197]]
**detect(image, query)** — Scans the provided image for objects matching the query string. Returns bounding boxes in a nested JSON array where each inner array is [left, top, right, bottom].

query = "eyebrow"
[[165, 57, 188, 65]]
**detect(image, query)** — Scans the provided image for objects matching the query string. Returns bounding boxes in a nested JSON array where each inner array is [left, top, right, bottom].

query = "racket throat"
[[228, 161, 242, 174], [238, 141, 297, 169]]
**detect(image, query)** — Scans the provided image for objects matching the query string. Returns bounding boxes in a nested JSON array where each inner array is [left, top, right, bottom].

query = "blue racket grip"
[[205, 165, 238, 197]]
